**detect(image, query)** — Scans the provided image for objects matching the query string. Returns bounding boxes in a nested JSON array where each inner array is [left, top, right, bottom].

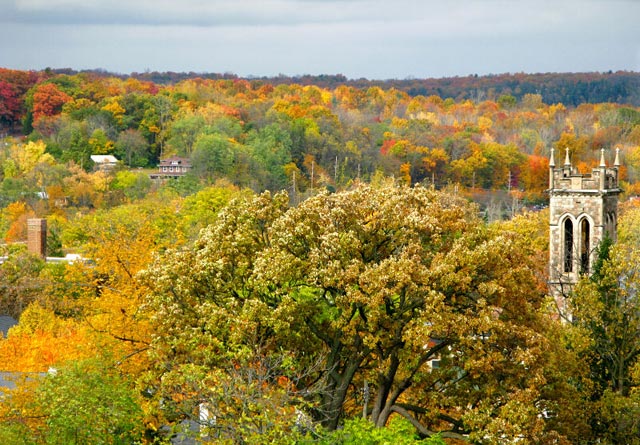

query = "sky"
[[0, 0, 638, 80]]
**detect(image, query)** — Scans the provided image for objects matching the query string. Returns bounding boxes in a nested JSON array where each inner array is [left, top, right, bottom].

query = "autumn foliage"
[[31, 83, 73, 124], [0, 68, 640, 444]]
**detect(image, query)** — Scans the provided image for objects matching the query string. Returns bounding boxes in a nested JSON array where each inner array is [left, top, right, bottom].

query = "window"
[[607, 213, 616, 239], [580, 219, 590, 274], [564, 219, 573, 273]]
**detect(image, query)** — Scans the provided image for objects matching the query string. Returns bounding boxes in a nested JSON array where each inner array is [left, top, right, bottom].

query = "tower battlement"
[[549, 147, 620, 193], [551, 167, 619, 192]]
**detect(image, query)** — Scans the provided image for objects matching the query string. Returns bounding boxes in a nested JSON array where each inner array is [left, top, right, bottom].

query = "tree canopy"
[[1, 68, 640, 444]]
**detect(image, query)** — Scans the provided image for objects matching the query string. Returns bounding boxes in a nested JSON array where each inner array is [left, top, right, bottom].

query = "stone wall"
[[548, 165, 619, 294]]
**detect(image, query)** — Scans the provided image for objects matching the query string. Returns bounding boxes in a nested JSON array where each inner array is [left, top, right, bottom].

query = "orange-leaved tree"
[[31, 83, 73, 124]]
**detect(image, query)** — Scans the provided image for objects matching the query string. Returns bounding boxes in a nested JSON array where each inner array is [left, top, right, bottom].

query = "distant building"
[[0, 219, 85, 265], [90, 155, 119, 171], [27, 218, 47, 258], [150, 156, 192, 179]]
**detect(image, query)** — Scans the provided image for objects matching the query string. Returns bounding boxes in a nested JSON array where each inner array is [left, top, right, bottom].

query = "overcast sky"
[[1, 0, 638, 80]]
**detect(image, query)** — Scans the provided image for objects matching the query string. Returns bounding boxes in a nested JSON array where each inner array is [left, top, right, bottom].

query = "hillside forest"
[[1, 68, 640, 444]]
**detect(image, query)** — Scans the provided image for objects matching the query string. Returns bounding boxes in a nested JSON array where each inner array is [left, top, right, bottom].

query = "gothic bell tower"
[[548, 147, 621, 304]]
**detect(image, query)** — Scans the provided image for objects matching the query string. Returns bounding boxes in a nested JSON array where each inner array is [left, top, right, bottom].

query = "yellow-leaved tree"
[[9, 140, 54, 176], [142, 181, 574, 443]]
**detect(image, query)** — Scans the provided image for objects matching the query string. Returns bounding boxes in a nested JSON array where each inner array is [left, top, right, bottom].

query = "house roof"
[[0, 372, 18, 390], [0, 315, 17, 337], [158, 156, 192, 167], [90, 155, 118, 164], [0, 371, 48, 391], [160, 156, 191, 165]]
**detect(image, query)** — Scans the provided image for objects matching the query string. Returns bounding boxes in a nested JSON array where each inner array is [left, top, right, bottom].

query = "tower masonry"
[[548, 147, 621, 305]]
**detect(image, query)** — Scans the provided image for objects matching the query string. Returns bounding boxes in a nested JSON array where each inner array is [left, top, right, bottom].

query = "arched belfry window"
[[607, 212, 616, 240], [580, 219, 590, 274], [564, 218, 573, 273]]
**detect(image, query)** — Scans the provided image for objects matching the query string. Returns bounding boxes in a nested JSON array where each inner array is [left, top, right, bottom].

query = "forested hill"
[[50, 68, 640, 106], [2, 65, 640, 205]]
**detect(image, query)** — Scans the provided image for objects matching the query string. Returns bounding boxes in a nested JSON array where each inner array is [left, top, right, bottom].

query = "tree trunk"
[[321, 357, 361, 430], [371, 352, 400, 426]]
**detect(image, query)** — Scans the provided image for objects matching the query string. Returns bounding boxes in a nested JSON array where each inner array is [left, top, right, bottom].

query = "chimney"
[[27, 218, 47, 258]]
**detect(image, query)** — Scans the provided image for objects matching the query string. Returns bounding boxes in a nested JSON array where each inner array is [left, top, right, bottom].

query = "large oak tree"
[[143, 182, 566, 443]]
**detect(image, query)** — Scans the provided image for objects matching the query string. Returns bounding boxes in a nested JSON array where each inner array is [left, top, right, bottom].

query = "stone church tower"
[[548, 147, 621, 312]]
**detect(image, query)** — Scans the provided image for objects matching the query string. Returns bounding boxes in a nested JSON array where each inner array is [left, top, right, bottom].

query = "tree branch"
[[390, 405, 469, 441]]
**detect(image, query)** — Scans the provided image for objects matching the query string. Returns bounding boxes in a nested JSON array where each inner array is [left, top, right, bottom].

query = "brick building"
[[27, 218, 47, 258]]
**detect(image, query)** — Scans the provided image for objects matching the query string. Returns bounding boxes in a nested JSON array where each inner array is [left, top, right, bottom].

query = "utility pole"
[[362, 380, 369, 419], [292, 170, 297, 205]]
